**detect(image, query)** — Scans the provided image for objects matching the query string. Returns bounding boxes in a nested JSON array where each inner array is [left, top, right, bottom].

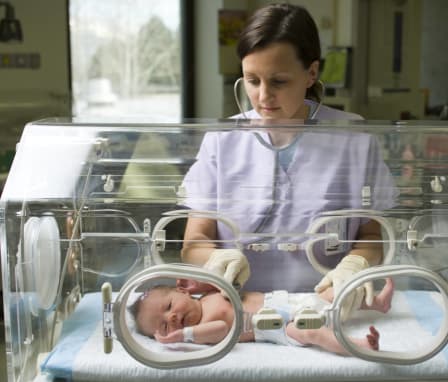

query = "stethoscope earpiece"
[[233, 77, 247, 119]]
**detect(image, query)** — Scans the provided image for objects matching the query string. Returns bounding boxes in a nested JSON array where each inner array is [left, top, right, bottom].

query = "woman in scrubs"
[[180, 3, 396, 317]]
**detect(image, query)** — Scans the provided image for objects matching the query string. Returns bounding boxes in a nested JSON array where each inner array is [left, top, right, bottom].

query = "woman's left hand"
[[314, 254, 374, 320], [204, 249, 250, 290]]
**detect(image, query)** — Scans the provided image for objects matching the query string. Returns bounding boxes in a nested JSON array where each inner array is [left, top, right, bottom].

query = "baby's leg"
[[316, 286, 334, 303], [286, 323, 379, 355], [363, 278, 394, 313]]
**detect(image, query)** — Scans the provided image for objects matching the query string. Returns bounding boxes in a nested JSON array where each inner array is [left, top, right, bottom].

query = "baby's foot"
[[366, 325, 379, 350], [371, 278, 394, 313], [352, 325, 379, 351]]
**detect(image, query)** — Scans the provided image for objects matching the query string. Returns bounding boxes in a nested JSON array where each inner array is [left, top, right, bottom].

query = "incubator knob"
[[430, 176, 443, 193], [102, 174, 115, 192]]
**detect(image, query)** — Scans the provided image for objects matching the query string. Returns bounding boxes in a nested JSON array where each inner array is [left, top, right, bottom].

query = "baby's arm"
[[176, 279, 219, 294], [155, 320, 229, 345]]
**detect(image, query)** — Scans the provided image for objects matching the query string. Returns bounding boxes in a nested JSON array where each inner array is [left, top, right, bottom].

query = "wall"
[[362, 0, 425, 119], [0, 0, 70, 99], [194, 0, 252, 118], [0, 0, 70, 174], [420, 0, 448, 108]]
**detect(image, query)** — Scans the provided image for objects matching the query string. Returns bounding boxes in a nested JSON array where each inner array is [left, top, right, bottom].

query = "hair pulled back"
[[237, 3, 322, 102]]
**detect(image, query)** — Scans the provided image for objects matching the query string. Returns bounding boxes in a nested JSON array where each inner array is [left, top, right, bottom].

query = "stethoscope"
[[233, 76, 323, 234], [233, 76, 323, 120]]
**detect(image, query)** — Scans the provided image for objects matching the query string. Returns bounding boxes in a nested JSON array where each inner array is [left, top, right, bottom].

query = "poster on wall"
[[218, 9, 247, 76]]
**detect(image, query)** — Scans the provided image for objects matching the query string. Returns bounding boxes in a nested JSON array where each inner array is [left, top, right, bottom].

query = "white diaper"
[[253, 290, 329, 346]]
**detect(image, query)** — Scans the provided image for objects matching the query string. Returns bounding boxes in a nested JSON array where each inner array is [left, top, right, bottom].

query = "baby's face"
[[137, 288, 202, 337]]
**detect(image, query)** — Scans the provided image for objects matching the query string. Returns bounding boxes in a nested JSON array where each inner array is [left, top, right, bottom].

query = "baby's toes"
[[367, 334, 379, 350], [369, 326, 379, 339]]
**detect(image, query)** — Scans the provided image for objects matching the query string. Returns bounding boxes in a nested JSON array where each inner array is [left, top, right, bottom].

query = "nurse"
[[180, 3, 395, 316]]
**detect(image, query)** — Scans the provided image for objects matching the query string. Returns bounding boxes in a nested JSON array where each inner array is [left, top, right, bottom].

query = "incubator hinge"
[[102, 283, 114, 354], [143, 218, 152, 268], [277, 242, 300, 252], [103, 303, 114, 342]]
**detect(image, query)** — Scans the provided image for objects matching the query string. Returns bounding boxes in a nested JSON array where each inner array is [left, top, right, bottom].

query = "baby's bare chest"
[[201, 294, 234, 325]]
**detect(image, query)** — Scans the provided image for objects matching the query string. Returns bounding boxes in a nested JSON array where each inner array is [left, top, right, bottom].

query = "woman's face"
[[242, 42, 318, 119]]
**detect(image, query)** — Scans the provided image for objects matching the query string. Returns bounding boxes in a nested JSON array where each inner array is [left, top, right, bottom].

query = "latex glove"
[[314, 254, 374, 320], [204, 249, 250, 290]]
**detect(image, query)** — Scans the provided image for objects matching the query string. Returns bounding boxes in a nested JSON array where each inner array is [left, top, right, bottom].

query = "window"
[[69, 0, 181, 120]]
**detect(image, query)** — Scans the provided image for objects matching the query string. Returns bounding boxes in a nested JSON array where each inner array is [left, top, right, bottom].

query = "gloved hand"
[[314, 254, 374, 320], [204, 249, 250, 291]]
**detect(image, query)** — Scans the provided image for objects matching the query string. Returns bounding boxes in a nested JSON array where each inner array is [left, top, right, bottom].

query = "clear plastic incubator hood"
[[1, 118, 448, 381]]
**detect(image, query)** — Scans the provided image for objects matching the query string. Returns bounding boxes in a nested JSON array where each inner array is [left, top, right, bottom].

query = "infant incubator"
[[2, 118, 448, 381]]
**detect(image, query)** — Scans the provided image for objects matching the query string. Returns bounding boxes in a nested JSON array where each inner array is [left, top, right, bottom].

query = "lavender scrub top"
[[181, 104, 397, 292]]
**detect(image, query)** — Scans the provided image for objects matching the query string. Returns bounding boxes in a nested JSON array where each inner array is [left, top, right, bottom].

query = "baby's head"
[[129, 285, 202, 338]]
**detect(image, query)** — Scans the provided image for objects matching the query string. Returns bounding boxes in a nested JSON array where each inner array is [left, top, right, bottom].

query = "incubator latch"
[[294, 308, 326, 330], [176, 185, 186, 198], [362, 186, 371, 206], [247, 243, 271, 252], [143, 218, 151, 234], [91, 138, 109, 160], [277, 242, 299, 252], [251, 308, 283, 330], [406, 230, 418, 251], [154, 229, 166, 251]]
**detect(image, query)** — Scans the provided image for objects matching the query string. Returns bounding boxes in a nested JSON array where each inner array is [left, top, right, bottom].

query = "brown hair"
[[237, 3, 322, 102]]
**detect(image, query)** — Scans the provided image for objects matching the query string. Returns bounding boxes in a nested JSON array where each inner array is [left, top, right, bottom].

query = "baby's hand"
[[154, 329, 184, 344]]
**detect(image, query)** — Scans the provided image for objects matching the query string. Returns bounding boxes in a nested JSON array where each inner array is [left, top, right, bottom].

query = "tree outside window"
[[70, 0, 180, 119]]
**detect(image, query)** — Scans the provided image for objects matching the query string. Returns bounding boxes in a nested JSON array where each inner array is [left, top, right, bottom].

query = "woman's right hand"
[[204, 249, 250, 290]]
